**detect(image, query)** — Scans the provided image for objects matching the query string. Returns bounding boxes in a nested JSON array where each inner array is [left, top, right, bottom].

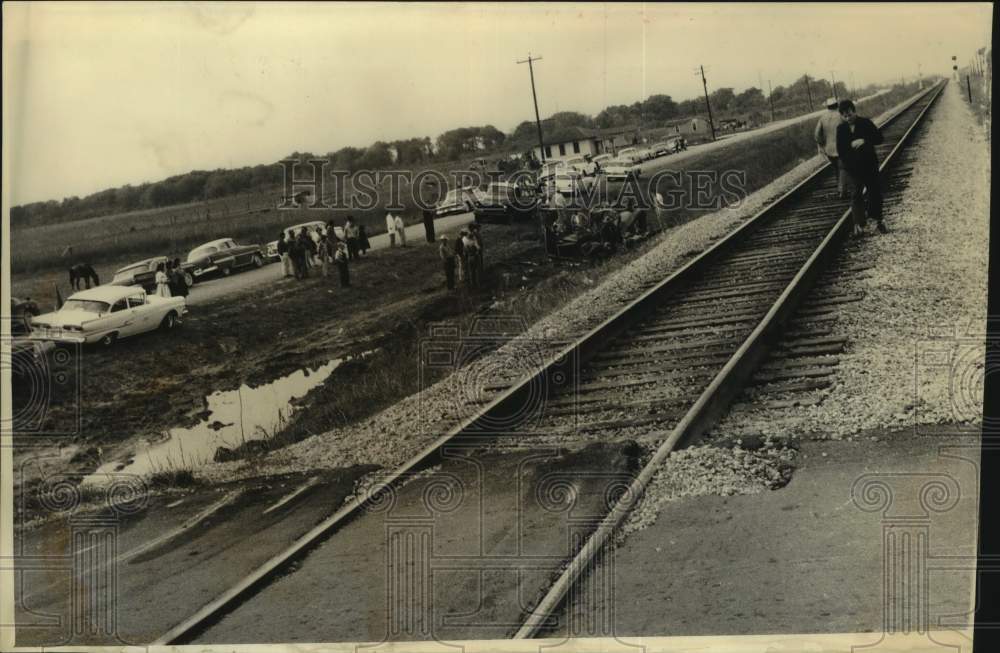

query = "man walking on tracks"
[[836, 99, 886, 236], [815, 97, 848, 199]]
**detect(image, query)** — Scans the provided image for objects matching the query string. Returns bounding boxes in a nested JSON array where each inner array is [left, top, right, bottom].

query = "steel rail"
[[512, 80, 946, 639], [154, 82, 942, 645]]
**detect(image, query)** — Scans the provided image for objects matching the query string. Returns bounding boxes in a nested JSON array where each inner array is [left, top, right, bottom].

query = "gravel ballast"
[[711, 81, 989, 443], [198, 89, 938, 486]]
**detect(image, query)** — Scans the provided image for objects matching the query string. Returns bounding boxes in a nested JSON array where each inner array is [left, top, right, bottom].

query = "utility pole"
[[917, 63, 923, 89], [967, 74, 973, 102], [695, 65, 717, 141], [517, 53, 546, 163], [804, 74, 814, 110], [830, 70, 838, 100], [849, 71, 857, 98], [767, 79, 776, 122]]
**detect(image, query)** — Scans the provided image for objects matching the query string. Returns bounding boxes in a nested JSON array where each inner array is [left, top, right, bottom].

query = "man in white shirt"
[[815, 97, 847, 199], [394, 214, 407, 247], [386, 212, 397, 247]]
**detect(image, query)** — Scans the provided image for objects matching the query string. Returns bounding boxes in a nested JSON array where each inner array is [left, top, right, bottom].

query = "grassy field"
[[10, 83, 921, 293]]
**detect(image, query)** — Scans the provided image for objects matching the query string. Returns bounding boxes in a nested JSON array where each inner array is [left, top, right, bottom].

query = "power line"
[[517, 53, 546, 163], [694, 65, 717, 141]]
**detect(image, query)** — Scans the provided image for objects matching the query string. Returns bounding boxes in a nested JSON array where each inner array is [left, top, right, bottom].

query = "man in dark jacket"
[[836, 99, 886, 235]]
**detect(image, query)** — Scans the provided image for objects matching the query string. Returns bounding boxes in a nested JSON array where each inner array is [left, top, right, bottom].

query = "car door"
[[106, 298, 138, 337], [127, 293, 157, 334]]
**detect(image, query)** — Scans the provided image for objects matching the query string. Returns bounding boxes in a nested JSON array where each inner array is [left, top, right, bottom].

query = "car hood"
[[33, 309, 102, 327]]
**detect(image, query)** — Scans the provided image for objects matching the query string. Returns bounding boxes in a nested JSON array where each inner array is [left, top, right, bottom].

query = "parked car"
[[564, 156, 599, 177], [552, 171, 596, 195], [111, 256, 196, 293], [634, 146, 656, 161], [592, 153, 614, 167], [187, 238, 264, 278], [602, 159, 642, 181], [30, 286, 187, 346], [616, 147, 644, 165], [650, 141, 674, 157], [435, 187, 479, 217], [473, 181, 538, 223], [537, 160, 567, 187], [265, 222, 343, 260]]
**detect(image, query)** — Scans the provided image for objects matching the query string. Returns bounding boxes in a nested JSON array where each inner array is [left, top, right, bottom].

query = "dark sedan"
[[186, 238, 264, 279]]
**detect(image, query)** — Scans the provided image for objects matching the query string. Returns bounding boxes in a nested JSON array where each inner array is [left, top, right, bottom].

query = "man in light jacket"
[[815, 97, 847, 199], [386, 212, 397, 247], [394, 214, 407, 247]]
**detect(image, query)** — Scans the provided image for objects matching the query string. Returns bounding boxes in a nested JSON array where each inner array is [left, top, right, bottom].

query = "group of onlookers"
[[384, 212, 408, 247], [438, 223, 484, 290], [154, 258, 190, 298], [276, 220, 365, 287]]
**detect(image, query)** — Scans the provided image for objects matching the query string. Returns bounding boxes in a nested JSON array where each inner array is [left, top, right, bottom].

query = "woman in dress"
[[358, 224, 371, 255], [155, 263, 171, 297]]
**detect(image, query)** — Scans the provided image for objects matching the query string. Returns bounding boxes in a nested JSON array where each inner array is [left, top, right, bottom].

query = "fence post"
[[967, 75, 973, 103]]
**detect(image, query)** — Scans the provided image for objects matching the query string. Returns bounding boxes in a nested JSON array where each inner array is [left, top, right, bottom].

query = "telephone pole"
[[830, 70, 838, 100], [517, 53, 546, 163], [695, 65, 717, 141], [767, 79, 776, 122], [804, 74, 814, 110]]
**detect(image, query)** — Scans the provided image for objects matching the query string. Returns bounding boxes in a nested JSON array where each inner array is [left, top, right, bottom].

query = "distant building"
[[530, 125, 641, 161]]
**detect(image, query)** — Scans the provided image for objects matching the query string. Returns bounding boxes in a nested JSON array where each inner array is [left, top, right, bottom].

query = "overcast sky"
[[2, 2, 992, 205]]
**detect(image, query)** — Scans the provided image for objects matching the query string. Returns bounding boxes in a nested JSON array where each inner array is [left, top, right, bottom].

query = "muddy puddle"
[[92, 354, 367, 479]]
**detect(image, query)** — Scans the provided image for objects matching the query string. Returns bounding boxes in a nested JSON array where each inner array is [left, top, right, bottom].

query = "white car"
[[564, 156, 599, 176], [266, 222, 344, 260], [602, 159, 642, 181], [538, 160, 567, 186], [435, 187, 479, 217], [552, 171, 596, 195], [30, 286, 187, 346], [616, 147, 644, 165]]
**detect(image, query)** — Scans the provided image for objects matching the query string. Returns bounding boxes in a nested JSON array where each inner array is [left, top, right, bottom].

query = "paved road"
[[185, 210, 475, 306], [638, 89, 890, 176], [186, 90, 891, 308]]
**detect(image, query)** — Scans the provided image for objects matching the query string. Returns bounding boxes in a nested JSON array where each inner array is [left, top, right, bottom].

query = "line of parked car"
[[24, 236, 275, 348]]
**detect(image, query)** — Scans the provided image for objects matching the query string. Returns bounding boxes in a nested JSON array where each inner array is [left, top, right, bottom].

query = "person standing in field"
[[461, 229, 480, 289], [394, 213, 407, 247], [316, 231, 331, 277], [386, 212, 397, 247], [815, 97, 848, 199], [290, 231, 307, 279], [299, 227, 316, 271], [154, 263, 171, 297], [470, 223, 485, 284], [453, 228, 466, 284], [169, 259, 189, 297], [836, 99, 886, 236], [439, 235, 456, 290], [334, 242, 350, 287], [344, 216, 360, 260], [423, 207, 436, 243], [277, 231, 293, 277], [358, 224, 371, 255]]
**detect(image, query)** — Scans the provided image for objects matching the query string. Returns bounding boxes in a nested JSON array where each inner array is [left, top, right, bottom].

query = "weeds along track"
[[155, 82, 944, 645]]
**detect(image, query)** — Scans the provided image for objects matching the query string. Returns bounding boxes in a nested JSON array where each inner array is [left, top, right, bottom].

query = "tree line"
[[13, 74, 861, 227]]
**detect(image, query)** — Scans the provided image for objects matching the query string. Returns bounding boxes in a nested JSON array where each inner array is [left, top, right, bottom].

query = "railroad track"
[[154, 81, 945, 645]]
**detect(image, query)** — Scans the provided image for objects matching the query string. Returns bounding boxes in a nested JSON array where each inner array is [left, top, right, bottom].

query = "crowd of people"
[[438, 223, 484, 290], [275, 219, 370, 287]]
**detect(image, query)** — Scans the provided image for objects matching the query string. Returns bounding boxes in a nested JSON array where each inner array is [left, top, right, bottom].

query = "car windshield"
[[61, 299, 110, 314]]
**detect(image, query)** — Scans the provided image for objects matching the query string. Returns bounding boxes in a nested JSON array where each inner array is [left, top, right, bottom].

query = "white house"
[[663, 116, 713, 137], [531, 126, 641, 161]]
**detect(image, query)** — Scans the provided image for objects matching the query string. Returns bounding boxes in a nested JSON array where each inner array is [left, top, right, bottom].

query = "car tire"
[[252, 253, 264, 268], [99, 332, 118, 347], [221, 266, 232, 277], [160, 312, 177, 330], [183, 271, 195, 287]]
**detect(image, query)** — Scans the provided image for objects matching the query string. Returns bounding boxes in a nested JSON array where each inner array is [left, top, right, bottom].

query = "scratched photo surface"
[[2, 2, 992, 650]]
